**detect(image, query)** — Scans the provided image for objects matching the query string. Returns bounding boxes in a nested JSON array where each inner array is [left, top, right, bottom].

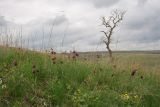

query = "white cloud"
[[0, 0, 160, 51]]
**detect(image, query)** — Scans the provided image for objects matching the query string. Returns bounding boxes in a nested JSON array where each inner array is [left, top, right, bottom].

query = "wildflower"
[[32, 64, 36, 69], [124, 93, 129, 100], [51, 55, 56, 64], [131, 62, 139, 76], [96, 55, 100, 58], [131, 69, 137, 76], [32, 65, 39, 74], [120, 92, 130, 101], [71, 50, 79, 60], [51, 57, 56, 61], [32, 69, 39, 74], [75, 53, 79, 57], [50, 48, 56, 55], [32, 68, 36, 74], [2, 84, 7, 89], [13, 60, 18, 66], [73, 50, 76, 54], [51, 51, 56, 55], [0, 78, 2, 85]]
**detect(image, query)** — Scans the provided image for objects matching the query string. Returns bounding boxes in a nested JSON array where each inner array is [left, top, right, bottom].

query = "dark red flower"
[[32, 65, 36, 69], [75, 53, 79, 57], [32, 69, 36, 74], [51, 51, 54, 54], [140, 76, 143, 79], [73, 50, 76, 54], [131, 69, 137, 76], [13, 60, 18, 66], [51, 57, 56, 61], [96, 55, 100, 58]]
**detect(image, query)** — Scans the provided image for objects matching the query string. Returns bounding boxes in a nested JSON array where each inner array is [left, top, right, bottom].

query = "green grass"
[[0, 47, 160, 107]]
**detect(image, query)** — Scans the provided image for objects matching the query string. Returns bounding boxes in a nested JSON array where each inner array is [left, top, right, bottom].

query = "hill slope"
[[0, 47, 160, 107]]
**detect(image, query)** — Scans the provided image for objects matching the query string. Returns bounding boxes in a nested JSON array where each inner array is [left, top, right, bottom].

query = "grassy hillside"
[[0, 47, 160, 107]]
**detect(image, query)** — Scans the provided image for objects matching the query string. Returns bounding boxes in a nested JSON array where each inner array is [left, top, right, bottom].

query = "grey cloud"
[[0, 16, 8, 26], [0, 0, 160, 51], [21, 15, 70, 49], [45, 15, 68, 26], [137, 0, 148, 6], [46, 0, 120, 8], [21, 15, 101, 51], [128, 30, 160, 44], [89, 0, 120, 8], [117, 1, 160, 45], [3, 0, 37, 2]]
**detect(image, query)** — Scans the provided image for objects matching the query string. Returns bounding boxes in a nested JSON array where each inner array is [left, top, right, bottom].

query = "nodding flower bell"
[[53, 61, 56, 64], [71, 50, 79, 60], [51, 57, 56, 61], [131, 69, 137, 76], [131, 62, 138, 76], [51, 51, 56, 55], [50, 48, 57, 64], [75, 53, 79, 57], [32, 64, 39, 74], [140, 76, 143, 79], [96, 55, 100, 59], [50, 48, 56, 55], [32, 64, 36, 69], [13, 60, 18, 66]]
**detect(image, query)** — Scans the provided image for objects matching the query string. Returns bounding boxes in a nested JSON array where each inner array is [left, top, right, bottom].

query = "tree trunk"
[[108, 49, 112, 58], [106, 44, 112, 58]]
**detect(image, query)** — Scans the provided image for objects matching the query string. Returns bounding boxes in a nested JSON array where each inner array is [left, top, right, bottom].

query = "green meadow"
[[0, 47, 160, 107]]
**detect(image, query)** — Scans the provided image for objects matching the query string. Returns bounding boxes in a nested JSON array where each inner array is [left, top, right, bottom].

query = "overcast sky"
[[0, 0, 160, 51]]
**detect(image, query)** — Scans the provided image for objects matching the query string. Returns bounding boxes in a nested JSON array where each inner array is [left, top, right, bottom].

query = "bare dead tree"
[[101, 10, 125, 58]]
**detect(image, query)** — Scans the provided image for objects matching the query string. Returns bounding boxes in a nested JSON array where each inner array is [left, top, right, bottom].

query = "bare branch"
[[100, 31, 109, 39], [101, 10, 126, 58]]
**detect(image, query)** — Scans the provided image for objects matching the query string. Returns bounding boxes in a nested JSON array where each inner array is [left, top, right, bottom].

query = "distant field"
[[0, 47, 160, 107], [79, 51, 160, 76]]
